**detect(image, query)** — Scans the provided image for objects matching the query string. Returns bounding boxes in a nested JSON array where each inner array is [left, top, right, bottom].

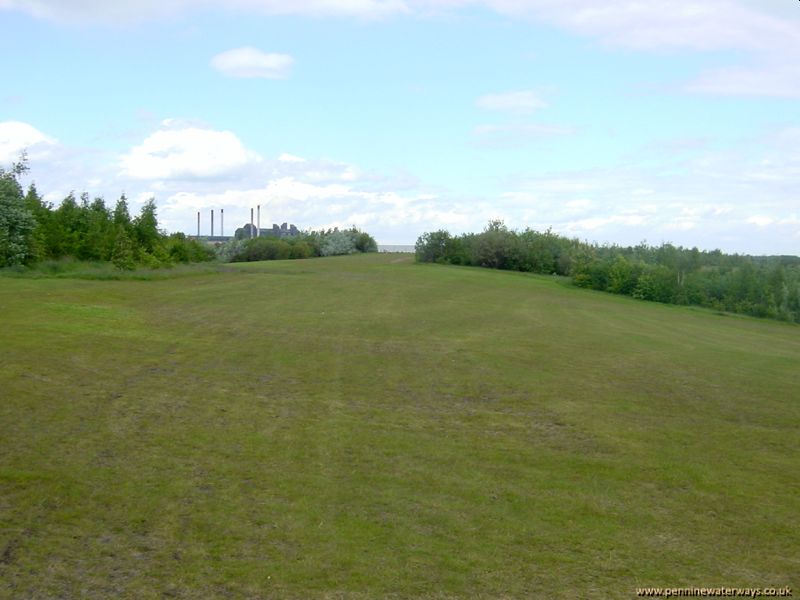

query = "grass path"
[[1, 254, 798, 598]]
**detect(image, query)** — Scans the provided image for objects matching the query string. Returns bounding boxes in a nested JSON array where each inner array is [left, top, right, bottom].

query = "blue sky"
[[1, 0, 799, 253]]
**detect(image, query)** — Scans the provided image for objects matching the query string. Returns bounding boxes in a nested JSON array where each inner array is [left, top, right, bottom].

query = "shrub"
[[415, 230, 452, 263], [321, 231, 357, 256], [290, 241, 313, 259], [354, 231, 378, 253]]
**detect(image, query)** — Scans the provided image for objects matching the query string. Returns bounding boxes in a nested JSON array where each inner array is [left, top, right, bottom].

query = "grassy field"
[[1, 253, 798, 598]]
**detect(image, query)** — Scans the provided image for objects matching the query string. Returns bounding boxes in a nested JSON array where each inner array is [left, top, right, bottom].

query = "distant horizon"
[[182, 212, 799, 256], [188, 227, 800, 258]]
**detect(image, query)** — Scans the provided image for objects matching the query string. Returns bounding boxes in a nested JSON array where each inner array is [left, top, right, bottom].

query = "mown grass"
[[1, 253, 798, 598]]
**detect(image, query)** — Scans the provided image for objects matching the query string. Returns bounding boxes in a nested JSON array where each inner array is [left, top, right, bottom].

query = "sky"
[[1, 0, 799, 253]]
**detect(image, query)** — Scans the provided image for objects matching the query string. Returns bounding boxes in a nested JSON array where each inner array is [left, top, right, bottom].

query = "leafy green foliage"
[[414, 230, 451, 263], [219, 226, 377, 263], [0, 159, 215, 271], [111, 226, 135, 271], [164, 232, 215, 263], [321, 230, 357, 256], [133, 198, 160, 254], [0, 158, 37, 267], [230, 237, 294, 262], [354, 230, 378, 253]]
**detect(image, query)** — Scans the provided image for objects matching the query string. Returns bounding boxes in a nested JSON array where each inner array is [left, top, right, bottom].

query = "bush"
[[228, 238, 293, 262], [354, 231, 378, 253], [290, 241, 313, 259], [166, 233, 215, 263], [321, 231, 357, 256], [0, 166, 37, 267], [415, 230, 451, 263], [216, 229, 377, 263]]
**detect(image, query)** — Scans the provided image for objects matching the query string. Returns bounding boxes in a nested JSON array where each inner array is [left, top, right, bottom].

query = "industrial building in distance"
[[192, 208, 298, 244], [235, 222, 299, 240]]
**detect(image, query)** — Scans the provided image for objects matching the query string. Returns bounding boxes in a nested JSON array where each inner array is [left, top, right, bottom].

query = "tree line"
[[1, 158, 213, 270], [1, 157, 377, 271], [415, 221, 800, 323]]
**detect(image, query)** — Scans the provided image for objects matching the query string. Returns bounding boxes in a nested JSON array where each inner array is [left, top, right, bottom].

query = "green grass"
[[1, 253, 798, 598], [1, 257, 226, 280]]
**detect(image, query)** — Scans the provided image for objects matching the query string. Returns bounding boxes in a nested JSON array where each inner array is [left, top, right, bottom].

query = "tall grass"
[[0, 257, 225, 280]]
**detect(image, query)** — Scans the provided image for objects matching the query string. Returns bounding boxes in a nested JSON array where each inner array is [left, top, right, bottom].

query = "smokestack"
[[197, 211, 200, 237], [250, 208, 254, 239], [257, 204, 261, 237], [220, 209, 224, 237], [211, 210, 214, 237]]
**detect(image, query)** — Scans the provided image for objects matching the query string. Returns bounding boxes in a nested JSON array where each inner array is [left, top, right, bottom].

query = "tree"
[[474, 220, 515, 270], [23, 183, 48, 260], [133, 198, 160, 254], [321, 230, 356, 256], [0, 156, 38, 267], [632, 273, 656, 301], [517, 228, 555, 274], [111, 226, 135, 270], [415, 230, 451, 263], [50, 193, 80, 257], [411, 222, 800, 323], [354, 230, 378, 253], [113, 194, 132, 229], [79, 197, 112, 261], [608, 255, 636, 295], [569, 244, 596, 288]]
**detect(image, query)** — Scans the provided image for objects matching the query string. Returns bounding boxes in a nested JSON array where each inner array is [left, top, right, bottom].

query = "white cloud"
[[564, 199, 592, 214], [240, 0, 407, 18], [157, 176, 479, 240], [747, 215, 773, 227], [461, 125, 800, 253], [472, 122, 575, 147], [278, 153, 307, 163], [0, 121, 58, 164], [270, 154, 362, 184], [210, 47, 294, 79], [4, 0, 799, 50], [663, 217, 698, 231], [120, 121, 261, 180], [470, 0, 800, 53], [6, 116, 800, 254], [564, 214, 649, 232], [686, 63, 800, 99], [305, 165, 360, 182], [496, 0, 800, 98], [476, 90, 547, 113], [461, 1, 800, 99], [0, 0, 408, 22]]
